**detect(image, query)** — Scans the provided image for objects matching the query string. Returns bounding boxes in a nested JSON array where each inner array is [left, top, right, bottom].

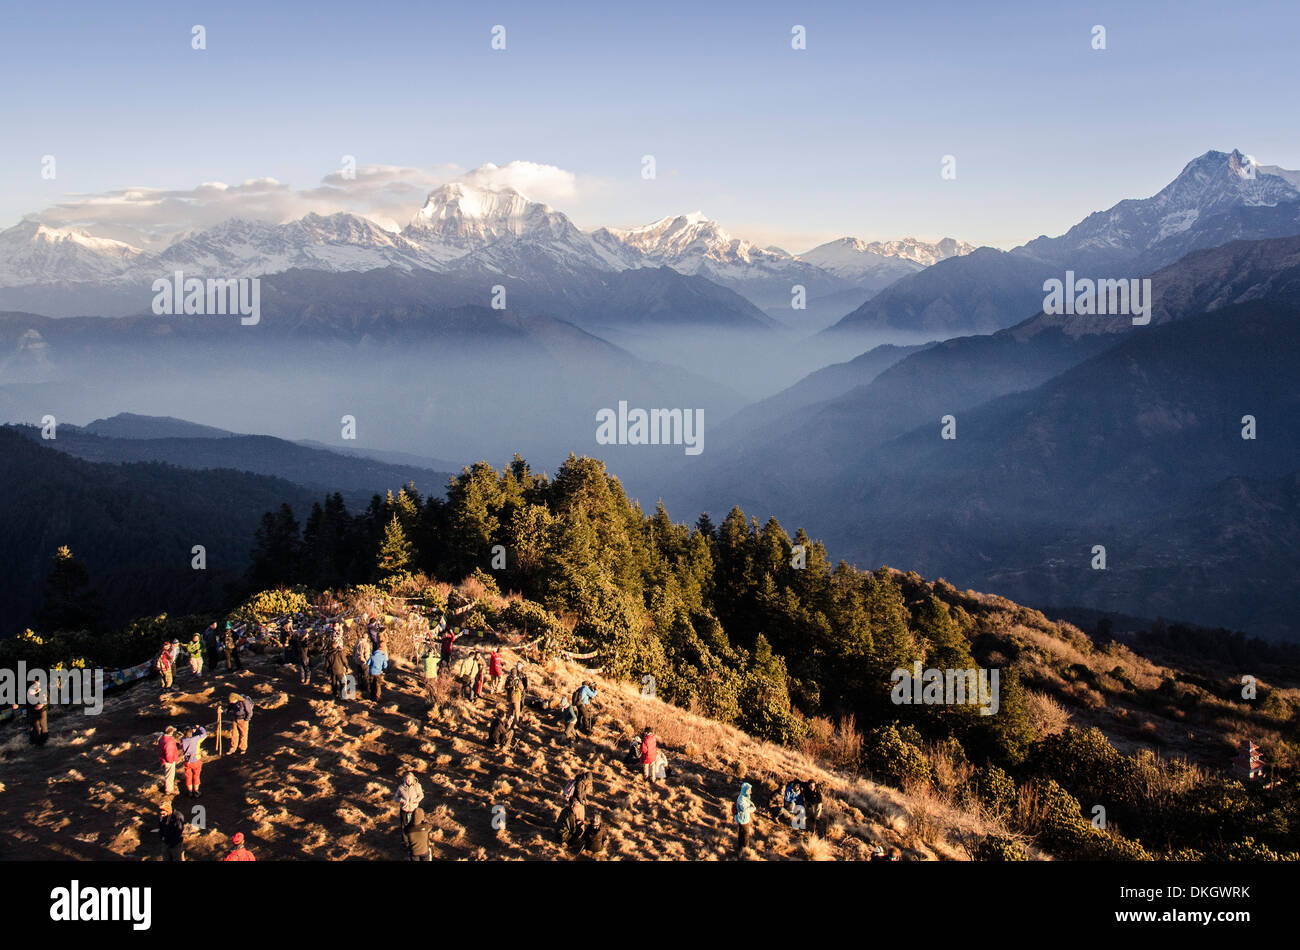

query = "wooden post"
[[217, 704, 223, 757]]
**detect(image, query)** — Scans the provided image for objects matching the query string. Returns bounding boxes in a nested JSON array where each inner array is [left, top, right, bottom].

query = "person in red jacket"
[[157, 726, 181, 795], [223, 832, 256, 861], [156, 643, 175, 691], [639, 727, 658, 784], [488, 649, 504, 693]]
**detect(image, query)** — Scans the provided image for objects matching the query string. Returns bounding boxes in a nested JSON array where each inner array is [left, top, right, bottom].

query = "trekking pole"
[[217, 704, 223, 757]]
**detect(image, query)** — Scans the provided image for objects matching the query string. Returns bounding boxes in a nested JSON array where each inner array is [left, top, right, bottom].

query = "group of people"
[[555, 769, 609, 855], [729, 776, 842, 856], [152, 691, 255, 860], [157, 809, 255, 862], [156, 621, 249, 692], [142, 599, 870, 863]]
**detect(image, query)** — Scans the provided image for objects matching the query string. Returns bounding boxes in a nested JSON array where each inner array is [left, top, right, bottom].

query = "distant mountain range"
[[824, 150, 1300, 341], [663, 233, 1300, 641], [0, 180, 973, 330], [6, 413, 457, 509], [0, 265, 751, 467]]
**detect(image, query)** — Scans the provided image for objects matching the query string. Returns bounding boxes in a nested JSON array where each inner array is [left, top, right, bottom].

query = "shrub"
[[976, 764, 1017, 819], [863, 725, 930, 789], [974, 834, 1028, 861]]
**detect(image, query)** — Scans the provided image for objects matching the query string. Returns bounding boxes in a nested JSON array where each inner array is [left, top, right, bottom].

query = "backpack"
[[241, 697, 255, 720], [571, 685, 584, 707], [156, 652, 171, 672], [562, 779, 576, 802]]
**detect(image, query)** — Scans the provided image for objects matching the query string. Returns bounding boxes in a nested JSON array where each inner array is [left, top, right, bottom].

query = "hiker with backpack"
[[439, 628, 457, 668], [639, 727, 658, 784], [565, 681, 597, 737], [734, 782, 758, 855], [226, 693, 253, 754], [157, 725, 181, 794], [367, 643, 389, 701], [156, 642, 175, 691], [179, 725, 208, 798], [506, 669, 525, 722]]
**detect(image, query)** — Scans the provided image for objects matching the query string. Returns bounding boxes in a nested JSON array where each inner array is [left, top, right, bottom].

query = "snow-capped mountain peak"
[[0, 219, 143, 285], [594, 212, 781, 269], [797, 235, 976, 282]]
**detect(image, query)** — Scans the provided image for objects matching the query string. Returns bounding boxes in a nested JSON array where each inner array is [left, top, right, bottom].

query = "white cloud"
[[26, 161, 592, 250], [458, 161, 578, 204]]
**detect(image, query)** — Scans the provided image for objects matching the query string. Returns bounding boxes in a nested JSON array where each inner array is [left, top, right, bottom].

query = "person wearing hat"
[[403, 807, 432, 861], [159, 806, 188, 861], [222, 832, 255, 861], [226, 693, 253, 754]]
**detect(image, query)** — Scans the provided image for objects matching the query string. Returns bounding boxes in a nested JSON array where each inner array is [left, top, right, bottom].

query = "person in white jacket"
[[394, 772, 425, 830]]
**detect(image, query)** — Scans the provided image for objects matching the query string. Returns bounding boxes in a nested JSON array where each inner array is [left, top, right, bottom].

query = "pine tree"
[[377, 513, 414, 577], [36, 545, 104, 632]]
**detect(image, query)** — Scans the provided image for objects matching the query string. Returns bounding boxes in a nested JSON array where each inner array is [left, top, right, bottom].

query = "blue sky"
[[2, 0, 1297, 251]]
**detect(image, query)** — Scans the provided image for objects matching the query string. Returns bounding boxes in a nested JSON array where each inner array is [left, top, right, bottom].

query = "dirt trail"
[[0, 645, 962, 861]]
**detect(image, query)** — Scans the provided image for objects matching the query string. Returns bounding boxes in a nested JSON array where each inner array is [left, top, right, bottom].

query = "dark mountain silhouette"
[[0, 426, 320, 633]]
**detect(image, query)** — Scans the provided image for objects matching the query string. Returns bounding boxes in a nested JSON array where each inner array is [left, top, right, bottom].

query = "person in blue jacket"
[[734, 782, 757, 855], [367, 646, 389, 701]]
